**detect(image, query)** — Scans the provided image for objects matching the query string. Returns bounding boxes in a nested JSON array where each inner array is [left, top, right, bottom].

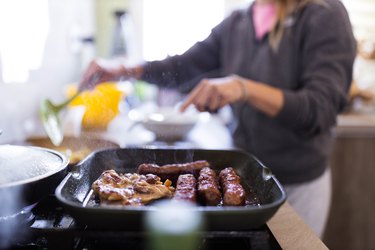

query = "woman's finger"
[[194, 82, 213, 110], [208, 88, 222, 111], [180, 81, 206, 112]]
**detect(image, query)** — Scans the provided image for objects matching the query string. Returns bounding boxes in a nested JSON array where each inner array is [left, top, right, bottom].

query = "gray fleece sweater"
[[141, 0, 357, 184]]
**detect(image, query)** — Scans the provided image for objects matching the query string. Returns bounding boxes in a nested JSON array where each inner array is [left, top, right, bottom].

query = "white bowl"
[[129, 106, 199, 141]]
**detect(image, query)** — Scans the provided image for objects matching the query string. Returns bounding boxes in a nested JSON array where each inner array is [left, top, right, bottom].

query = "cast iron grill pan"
[[55, 147, 286, 231]]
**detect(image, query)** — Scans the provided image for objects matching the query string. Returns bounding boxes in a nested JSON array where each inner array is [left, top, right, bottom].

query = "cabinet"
[[323, 114, 375, 250]]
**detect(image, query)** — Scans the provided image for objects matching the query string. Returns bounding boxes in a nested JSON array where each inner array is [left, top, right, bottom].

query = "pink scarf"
[[252, 2, 277, 40]]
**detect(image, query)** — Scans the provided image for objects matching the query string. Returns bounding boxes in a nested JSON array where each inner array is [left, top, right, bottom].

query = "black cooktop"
[[1, 195, 281, 250]]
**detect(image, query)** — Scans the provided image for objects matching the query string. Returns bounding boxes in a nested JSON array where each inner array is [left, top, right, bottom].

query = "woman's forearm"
[[237, 77, 284, 117]]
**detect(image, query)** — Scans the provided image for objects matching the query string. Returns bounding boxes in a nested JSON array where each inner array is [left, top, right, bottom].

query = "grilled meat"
[[219, 167, 246, 206], [92, 170, 174, 206], [137, 160, 210, 183], [198, 167, 221, 206], [173, 174, 197, 203]]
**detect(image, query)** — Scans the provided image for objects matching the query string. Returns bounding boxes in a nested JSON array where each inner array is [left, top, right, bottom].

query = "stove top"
[[1, 195, 281, 250]]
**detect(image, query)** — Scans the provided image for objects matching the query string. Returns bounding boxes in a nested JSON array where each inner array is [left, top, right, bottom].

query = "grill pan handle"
[[262, 167, 273, 181]]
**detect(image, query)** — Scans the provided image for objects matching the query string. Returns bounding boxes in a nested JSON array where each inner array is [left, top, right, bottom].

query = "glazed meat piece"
[[198, 167, 221, 206], [173, 174, 197, 203], [92, 170, 174, 206], [219, 167, 246, 206], [137, 160, 210, 182]]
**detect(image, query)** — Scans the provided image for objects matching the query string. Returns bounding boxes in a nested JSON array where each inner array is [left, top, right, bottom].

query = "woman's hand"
[[78, 60, 127, 90], [180, 74, 284, 117], [180, 75, 246, 112]]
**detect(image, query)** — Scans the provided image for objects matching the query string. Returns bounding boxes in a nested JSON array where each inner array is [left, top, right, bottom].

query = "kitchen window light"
[[0, 0, 49, 84], [141, 0, 226, 61]]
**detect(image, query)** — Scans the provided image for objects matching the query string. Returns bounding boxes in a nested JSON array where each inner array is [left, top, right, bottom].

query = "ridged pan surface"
[[55, 147, 287, 230]]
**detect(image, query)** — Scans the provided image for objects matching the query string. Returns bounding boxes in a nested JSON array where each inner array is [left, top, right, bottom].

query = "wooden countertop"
[[267, 202, 328, 250]]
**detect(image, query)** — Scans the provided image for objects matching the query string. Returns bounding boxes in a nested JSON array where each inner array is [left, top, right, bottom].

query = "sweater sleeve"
[[275, 0, 356, 137]]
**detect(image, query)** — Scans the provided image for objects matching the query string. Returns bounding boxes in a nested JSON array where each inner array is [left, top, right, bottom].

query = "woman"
[[80, 0, 356, 237]]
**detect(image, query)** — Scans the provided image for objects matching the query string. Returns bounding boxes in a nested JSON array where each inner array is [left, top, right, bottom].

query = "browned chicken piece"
[[137, 160, 210, 183], [173, 174, 197, 203], [92, 170, 174, 206], [219, 167, 246, 206], [198, 167, 222, 206]]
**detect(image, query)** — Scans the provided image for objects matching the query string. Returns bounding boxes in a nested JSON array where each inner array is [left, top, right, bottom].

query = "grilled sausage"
[[137, 160, 210, 182], [219, 167, 245, 206], [198, 167, 221, 206], [173, 174, 197, 203]]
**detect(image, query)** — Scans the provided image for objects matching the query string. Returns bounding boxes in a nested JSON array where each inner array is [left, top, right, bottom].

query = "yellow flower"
[[66, 82, 125, 130]]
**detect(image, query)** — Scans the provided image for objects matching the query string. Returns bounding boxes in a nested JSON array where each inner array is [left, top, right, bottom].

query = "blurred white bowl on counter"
[[128, 104, 199, 141]]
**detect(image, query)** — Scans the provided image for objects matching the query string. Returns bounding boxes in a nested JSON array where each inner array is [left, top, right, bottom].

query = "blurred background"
[[0, 0, 251, 142], [0, 0, 375, 249], [0, 0, 374, 141]]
